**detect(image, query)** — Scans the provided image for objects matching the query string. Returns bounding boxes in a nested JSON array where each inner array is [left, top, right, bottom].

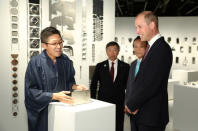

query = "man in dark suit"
[[90, 41, 129, 131], [125, 36, 147, 131], [125, 11, 173, 131]]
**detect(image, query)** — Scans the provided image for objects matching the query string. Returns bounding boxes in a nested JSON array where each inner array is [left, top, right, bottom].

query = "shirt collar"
[[137, 58, 142, 62], [108, 59, 118, 65], [148, 33, 161, 48]]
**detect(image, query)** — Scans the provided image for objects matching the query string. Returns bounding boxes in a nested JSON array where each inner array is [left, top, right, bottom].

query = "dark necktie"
[[110, 62, 114, 81], [144, 44, 150, 60]]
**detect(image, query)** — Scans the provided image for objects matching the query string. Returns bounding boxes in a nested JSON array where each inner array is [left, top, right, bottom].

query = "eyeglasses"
[[45, 40, 64, 47]]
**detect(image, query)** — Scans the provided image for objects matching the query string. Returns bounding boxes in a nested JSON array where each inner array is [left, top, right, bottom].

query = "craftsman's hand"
[[52, 91, 73, 104], [125, 105, 139, 115], [72, 84, 87, 90]]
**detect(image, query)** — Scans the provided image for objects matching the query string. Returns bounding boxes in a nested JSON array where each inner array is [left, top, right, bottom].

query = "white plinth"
[[172, 69, 198, 84], [48, 99, 115, 131], [168, 79, 179, 100], [173, 84, 198, 131]]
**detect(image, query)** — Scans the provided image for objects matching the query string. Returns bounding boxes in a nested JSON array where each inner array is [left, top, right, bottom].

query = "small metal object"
[[12, 73, 17, 78], [11, 59, 18, 65], [12, 99, 18, 104], [11, 54, 18, 59], [10, 0, 18, 7], [13, 93, 18, 97], [12, 80, 18, 85], [30, 16, 40, 26], [30, 39, 40, 48], [12, 67, 17, 71], [176, 38, 179, 44], [30, 27, 39, 38], [10, 8, 18, 15], [12, 38, 18, 43], [12, 24, 18, 29], [30, 51, 39, 59], [13, 112, 17, 116], [12, 31, 18, 36], [13, 86, 18, 91], [12, 16, 18, 22], [29, 4, 39, 15]]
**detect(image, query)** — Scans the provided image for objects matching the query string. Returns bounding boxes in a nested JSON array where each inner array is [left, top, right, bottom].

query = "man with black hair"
[[25, 27, 85, 131], [91, 41, 129, 131]]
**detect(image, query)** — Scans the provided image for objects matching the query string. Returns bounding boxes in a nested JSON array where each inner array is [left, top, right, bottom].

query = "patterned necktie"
[[134, 60, 140, 77], [144, 44, 150, 60], [110, 62, 114, 81]]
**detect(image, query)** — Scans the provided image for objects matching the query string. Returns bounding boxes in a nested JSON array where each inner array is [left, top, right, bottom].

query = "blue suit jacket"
[[126, 37, 173, 127]]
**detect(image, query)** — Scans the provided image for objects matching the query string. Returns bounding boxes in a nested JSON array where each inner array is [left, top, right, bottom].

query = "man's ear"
[[149, 21, 155, 29], [42, 43, 47, 49]]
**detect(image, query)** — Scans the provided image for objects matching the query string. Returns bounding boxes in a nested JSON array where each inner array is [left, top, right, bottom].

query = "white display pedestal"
[[48, 99, 115, 131], [168, 79, 179, 100], [172, 69, 198, 84], [173, 84, 198, 131]]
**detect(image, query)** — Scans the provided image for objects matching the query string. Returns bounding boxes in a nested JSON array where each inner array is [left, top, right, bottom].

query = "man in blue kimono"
[[25, 27, 83, 131]]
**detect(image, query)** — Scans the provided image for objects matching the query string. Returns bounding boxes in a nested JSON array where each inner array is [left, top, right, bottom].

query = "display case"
[[173, 84, 198, 131]]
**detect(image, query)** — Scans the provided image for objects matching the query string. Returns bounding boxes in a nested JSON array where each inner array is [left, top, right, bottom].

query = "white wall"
[[0, 0, 115, 131]]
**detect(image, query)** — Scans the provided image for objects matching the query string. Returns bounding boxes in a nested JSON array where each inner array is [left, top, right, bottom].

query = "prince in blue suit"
[[125, 11, 173, 131]]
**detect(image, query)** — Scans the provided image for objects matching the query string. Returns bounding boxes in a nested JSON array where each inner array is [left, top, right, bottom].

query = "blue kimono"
[[25, 50, 75, 131]]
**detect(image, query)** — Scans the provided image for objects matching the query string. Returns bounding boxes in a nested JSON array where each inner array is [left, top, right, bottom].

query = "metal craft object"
[[13, 112, 17, 116], [11, 59, 18, 65], [10, 8, 18, 15], [10, 0, 18, 7], [13, 86, 18, 91], [12, 24, 18, 29], [192, 57, 196, 64], [29, 51, 39, 58], [182, 57, 188, 66], [30, 39, 40, 48], [128, 37, 132, 43], [71, 90, 91, 105], [30, 27, 39, 38], [92, 44, 95, 62], [12, 73, 17, 78], [30, 16, 40, 26], [13, 93, 18, 97], [29, 3, 39, 15], [11, 54, 18, 59], [167, 37, 171, 43], [176, 37, 179, 44], [12, 16, 18, 22], [12, 38, 18, 44], [12, 80, 18, 85], [12, 31, 18, 36], [12, 99, 18, 104], [63, 45, 73, 56], [12, 67, 17, 71], [114, 37, 118, 42], [176, 57, 179, 64]]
